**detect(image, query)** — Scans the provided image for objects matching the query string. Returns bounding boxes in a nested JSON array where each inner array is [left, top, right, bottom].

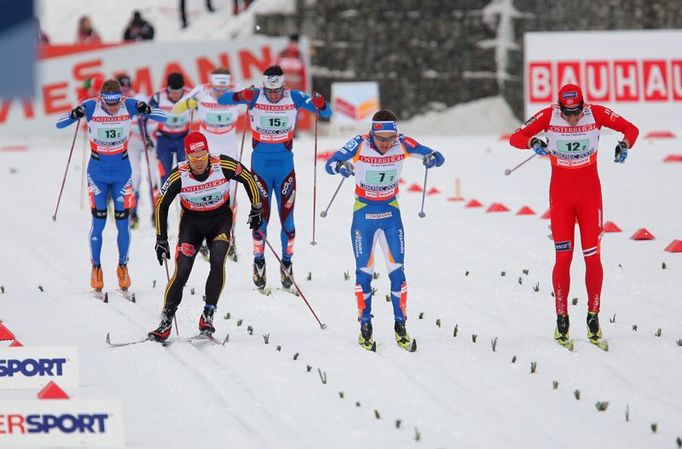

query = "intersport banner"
[[524, 30, 682, 131], [0, 36, 310, 137]]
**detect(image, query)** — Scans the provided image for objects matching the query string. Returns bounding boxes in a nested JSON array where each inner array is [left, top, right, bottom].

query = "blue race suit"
[[57, 99, 166, 266], [218, 88, 331, 262], [327, 134, 442, 323]]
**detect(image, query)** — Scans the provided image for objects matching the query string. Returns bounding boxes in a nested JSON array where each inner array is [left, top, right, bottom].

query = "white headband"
[[263, 74, 284, 89], [210, 74, 231, 87]]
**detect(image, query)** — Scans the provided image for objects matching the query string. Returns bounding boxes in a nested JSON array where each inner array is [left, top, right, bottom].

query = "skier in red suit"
[[509, 83, 639, 348]]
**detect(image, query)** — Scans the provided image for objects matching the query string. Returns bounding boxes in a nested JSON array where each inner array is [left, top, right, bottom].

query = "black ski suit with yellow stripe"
[[156, 155, 264, 315]]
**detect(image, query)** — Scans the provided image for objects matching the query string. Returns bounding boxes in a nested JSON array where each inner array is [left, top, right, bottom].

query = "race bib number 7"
[[366, 169, 397, 185]]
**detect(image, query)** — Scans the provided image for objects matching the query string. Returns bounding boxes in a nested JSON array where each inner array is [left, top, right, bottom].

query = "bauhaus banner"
[[524, 30, 682, 131]]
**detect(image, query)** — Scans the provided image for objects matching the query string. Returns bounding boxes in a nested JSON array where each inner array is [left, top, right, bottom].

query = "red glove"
[[236, 88, 255, 103], [312, 93, 326, 110]]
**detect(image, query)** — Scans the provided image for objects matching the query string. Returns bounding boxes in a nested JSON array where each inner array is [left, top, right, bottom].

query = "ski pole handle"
[[320, 177, 346, 218], [504, 153, 537, 176], [418, 167, 429, 218]]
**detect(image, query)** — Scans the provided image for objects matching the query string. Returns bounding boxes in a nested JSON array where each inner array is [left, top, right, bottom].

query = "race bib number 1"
[[206, 112, 233, 126]]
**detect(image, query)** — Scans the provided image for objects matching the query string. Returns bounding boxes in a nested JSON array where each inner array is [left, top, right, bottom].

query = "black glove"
[[145, 137, 155, 149], [530, 137, 549, 156], [155, 237, 170, 265], [248, 203, 263, 230], [70, 106, 85, 120], [614, 141, 628, 163], [136, 101, 152, 115]]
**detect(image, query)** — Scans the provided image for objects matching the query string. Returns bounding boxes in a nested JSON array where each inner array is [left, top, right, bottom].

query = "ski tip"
[[103, 292, 109, 303], [131, 293, 136, 303], [105, 332, 111, 345], [410, 339, 417, 352], [371, 341, 377, 352]]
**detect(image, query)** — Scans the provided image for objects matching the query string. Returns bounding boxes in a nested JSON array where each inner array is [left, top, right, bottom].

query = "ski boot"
[[91, 264, 103, 291], [280, 260, 294, 289], [553, 314, 574, 350], [116, 264, 131, 290], [358, 321, 376, 351], [253, 258, 267, 291], [199, 305, 216, 336], [394, 321, 417, 352], [587, 312, 608, 351], [148, 312, 174, 342]]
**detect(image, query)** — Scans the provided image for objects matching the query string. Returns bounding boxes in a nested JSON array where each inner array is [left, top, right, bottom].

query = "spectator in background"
[[123, 11, 155, 41], [276, 35, 307, 93], [179, 0, 215, 29], [76, 15, 101, 44], [233, 0, 254, 16]]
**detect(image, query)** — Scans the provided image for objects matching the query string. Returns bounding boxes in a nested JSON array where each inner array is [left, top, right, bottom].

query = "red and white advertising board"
[[525, 30, 682, 131], [0, 36, 311, 137]]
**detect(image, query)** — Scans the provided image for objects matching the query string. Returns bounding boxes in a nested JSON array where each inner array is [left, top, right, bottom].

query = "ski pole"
[[418, 167, 429, 218], [259, 231, 327, 330], [227, 113, 250, 257], [140, 118, 158, 211], [52, 118, 81, 221], [311, 111, 319, 245], [79, 124, 88, 210], [504, 153, 536, 176], [162, 257, 179, 336], [320, 177, 346, 218]]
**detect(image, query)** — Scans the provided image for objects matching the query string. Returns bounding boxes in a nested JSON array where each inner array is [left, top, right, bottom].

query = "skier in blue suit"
[[57, 78, 166, 293], [217, 65, 331, 292]]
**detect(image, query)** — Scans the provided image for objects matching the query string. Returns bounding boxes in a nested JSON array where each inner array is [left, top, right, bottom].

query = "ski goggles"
[[101, 92, 122, 105]]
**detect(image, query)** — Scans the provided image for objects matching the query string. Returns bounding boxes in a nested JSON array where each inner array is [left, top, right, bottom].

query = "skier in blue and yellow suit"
[[325, 109, 445, 351]]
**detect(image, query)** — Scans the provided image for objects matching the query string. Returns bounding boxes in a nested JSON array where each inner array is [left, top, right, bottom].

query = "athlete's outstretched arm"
[[155, 168, 181, 239], [55, 99, 96, 128], [291, 90, 332, 118], [509, 108, 552, 149]]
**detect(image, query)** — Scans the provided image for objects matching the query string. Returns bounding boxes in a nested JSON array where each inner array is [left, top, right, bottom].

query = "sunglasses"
[[264, 87, 284, 95], [561, 106, 583, 117], [372, 132, 397, 142], [187, 153, 209, 162]]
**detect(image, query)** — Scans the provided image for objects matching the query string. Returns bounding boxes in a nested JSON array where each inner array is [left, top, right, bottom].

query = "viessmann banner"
[[524, 30, 682, 131], [0, 36, 310, 136]]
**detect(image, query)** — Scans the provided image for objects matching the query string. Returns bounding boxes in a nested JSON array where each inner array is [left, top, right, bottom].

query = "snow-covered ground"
[[1, 126, 681, 448]]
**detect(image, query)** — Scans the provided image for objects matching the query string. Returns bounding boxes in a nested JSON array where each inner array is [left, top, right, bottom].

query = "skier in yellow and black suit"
[[149, 131, 266, 341]]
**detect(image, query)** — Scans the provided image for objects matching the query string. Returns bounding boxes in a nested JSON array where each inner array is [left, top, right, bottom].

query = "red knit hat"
[[183, 132, 209, 156], [558, 83, 584, 111]]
